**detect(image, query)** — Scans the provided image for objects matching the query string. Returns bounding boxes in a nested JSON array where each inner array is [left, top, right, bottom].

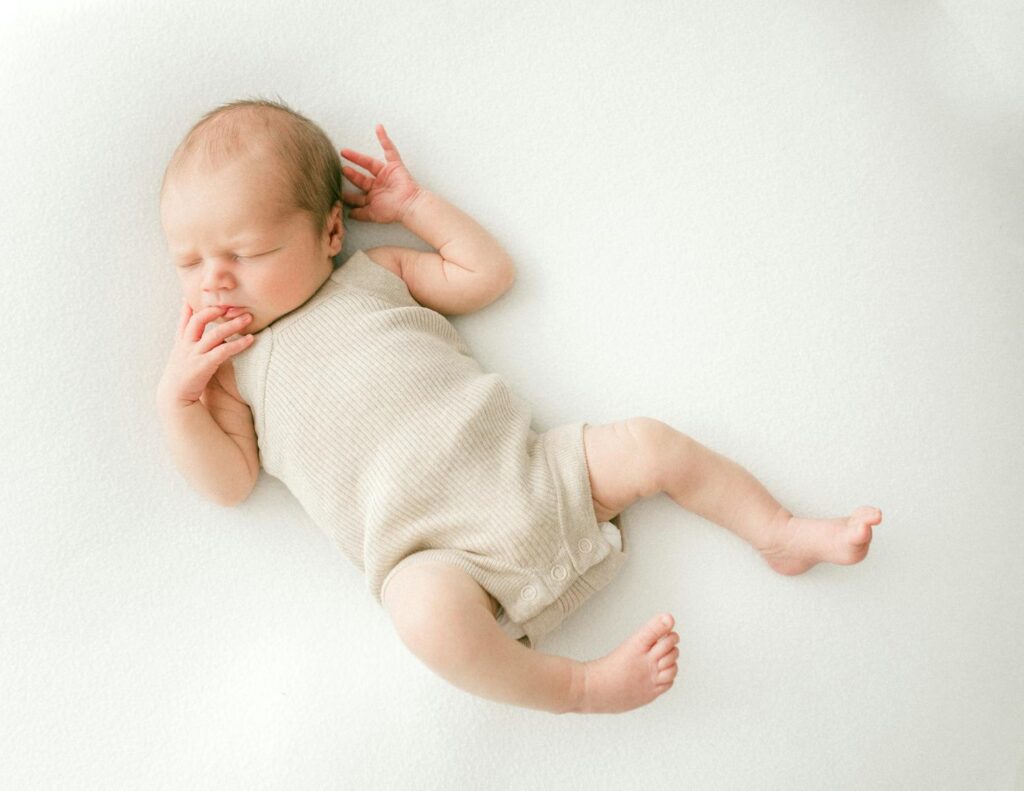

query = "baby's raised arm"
[[156, 302, 259, 507], [341, 125, 515, 315]]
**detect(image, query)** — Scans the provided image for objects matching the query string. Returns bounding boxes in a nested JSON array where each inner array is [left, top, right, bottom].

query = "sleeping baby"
[[156, 98, 882, 715]]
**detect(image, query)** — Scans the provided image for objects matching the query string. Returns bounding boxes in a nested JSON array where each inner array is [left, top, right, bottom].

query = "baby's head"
[[160, 97, 344, 334]]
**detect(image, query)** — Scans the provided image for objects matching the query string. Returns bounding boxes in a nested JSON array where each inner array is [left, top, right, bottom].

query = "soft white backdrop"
[[2, 1, 1021, 789]]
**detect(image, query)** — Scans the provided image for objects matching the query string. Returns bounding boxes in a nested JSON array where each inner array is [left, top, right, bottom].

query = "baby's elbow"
[[212, 492, 243, 508], [475, 265, 516, 311], [499, 261, 516, 291], [213, 480, 257, 508]]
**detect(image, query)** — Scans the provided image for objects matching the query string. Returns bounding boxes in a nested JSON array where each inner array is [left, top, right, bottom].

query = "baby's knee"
[[623, 416, 683, 452], [623, 416, 693, 489], [384, 560, 494, 669]]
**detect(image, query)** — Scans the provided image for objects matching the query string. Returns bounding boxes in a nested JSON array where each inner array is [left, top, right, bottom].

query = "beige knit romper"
[[231, 249, 628, 648]]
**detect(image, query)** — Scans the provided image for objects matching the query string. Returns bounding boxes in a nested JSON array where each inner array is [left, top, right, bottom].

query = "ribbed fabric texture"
[[231, 250, 627, 648]]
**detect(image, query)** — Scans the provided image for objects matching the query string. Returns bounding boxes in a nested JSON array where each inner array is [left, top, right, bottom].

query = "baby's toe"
[[651, 632, 679, 659], [634, 613, 675, 651], [853, 506, 882, 526]]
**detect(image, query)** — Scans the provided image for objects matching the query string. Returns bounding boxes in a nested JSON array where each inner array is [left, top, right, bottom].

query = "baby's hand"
[[341, 124, 422, 224], [157, 302, 254, 409]]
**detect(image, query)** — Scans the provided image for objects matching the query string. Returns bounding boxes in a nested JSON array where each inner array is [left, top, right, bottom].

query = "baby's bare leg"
[[584, 418, 881, 573], [382, 560, 679, 714]]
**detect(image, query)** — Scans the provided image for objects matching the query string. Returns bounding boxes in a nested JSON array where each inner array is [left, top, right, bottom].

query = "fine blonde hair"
[[160, 96, 342, 235]]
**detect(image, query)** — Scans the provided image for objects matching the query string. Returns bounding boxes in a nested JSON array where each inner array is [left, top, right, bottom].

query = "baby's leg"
[[382, 559, 680, 714], [584, 417, 882, 574]]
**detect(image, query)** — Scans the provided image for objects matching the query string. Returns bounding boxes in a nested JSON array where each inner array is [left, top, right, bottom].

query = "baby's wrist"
[[398, 187, 427, 225], [155, 391, 197, 418], [156, 386, 201, 417]]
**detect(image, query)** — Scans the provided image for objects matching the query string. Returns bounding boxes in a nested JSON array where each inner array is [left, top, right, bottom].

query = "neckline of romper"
[[262, 249, 400, 335]]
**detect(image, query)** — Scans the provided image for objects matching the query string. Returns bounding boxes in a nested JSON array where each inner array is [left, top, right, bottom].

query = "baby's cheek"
[[239, 314, 263, 335]]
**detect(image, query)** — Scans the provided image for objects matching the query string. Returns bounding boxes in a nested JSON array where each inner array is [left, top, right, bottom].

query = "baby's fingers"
[[205, 332, 255, 367], [185, 305, 229, 342], [340, 147, 382, 176], [195, 313, 252, 353], [341, 188, 367, 208], [341, 164, 373, 192], [375, 124, 402, 161]]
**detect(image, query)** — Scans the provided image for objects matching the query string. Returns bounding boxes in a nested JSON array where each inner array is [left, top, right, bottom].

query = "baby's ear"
[[328, 202, 345, 254]]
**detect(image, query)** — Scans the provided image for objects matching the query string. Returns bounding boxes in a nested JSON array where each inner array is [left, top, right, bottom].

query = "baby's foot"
[[574, 613, 679, 714], [759, 506, 882, 576]]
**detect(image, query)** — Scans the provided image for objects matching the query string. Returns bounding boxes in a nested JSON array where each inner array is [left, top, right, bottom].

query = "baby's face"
[[161, 156, 341, 335]]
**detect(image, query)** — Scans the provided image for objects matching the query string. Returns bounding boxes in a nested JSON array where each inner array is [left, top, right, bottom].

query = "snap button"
[[578, 538, 594, 553], [520, 585, 537, 601], [551, 564, 567, 581]]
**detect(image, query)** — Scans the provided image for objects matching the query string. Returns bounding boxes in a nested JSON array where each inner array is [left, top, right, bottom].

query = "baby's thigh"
[[383, 558, 500, 658], [582, 417, 674, 522]]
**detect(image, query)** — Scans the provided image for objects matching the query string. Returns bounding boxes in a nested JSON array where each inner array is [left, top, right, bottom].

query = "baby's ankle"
[[760, 506, 794, 551], [565, 660, 588, 714]]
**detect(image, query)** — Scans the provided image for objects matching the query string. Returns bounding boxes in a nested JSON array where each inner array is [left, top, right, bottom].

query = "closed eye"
[[173, 246, 280, 268], [234, 249, 279, 261], [175, 252, 267, 268]]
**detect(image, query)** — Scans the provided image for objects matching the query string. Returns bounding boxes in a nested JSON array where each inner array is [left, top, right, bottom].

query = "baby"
[[156, 98, 882, 715]]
